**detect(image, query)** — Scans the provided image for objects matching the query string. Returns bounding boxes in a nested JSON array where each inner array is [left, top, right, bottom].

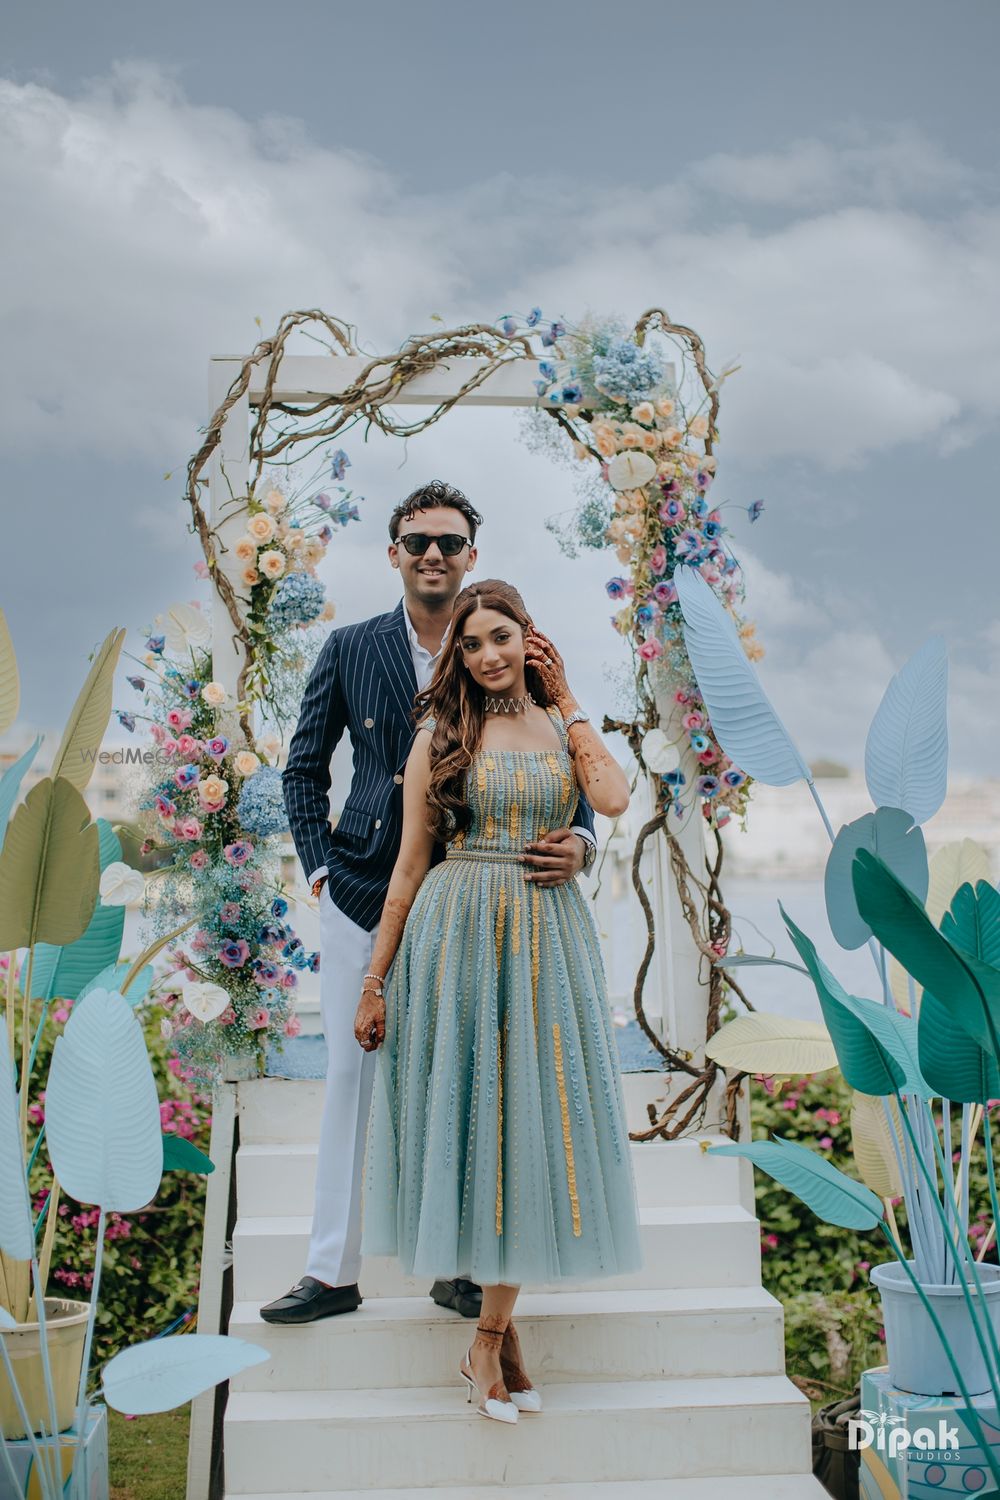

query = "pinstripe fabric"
[[283, 599, 597, 933]]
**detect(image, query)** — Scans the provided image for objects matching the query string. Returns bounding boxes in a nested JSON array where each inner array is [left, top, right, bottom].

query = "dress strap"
[[545, 703, 569, 752]]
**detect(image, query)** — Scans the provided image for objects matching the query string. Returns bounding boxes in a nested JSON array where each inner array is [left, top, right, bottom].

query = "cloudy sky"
[[3, 0, 998, 781]]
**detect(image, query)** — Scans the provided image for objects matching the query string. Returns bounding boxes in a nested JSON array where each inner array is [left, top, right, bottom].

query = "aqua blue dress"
[[362, 708, 642, 1286]]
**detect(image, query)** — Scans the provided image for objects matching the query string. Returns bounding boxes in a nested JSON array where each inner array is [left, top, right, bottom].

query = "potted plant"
[[669, 568, 1000, 1485], [0, 614, 267, 1499]]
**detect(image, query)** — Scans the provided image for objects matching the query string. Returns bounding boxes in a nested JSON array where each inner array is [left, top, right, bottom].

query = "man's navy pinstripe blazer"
[[282, 600, 596, 933]]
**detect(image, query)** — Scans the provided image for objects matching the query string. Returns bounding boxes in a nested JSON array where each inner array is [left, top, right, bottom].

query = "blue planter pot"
[[871, 1259, 1000, 1397]]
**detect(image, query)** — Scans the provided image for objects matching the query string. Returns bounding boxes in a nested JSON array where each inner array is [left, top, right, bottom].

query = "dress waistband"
[[445, 849, 524, 863]]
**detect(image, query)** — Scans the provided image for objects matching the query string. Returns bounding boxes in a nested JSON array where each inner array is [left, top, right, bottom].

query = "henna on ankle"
[[499, 1318, 533, 1392]]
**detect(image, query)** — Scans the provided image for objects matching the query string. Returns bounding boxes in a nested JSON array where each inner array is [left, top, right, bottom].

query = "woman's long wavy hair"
[[414, 580, 551, 841]]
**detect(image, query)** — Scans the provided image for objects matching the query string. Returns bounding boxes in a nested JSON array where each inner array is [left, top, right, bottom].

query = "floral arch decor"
[[127, 307, 762, 1139]]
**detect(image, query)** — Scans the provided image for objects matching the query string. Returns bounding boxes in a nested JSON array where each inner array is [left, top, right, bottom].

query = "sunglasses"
[[397, 532, 472, 557]]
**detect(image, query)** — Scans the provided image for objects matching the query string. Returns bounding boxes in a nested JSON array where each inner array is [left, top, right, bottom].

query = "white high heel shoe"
[[460, 1345, 518, 1424], [501, 1321, 543, 1413]]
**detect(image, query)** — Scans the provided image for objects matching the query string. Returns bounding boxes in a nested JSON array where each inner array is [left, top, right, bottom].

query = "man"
[[262, 479, 597, 1325]]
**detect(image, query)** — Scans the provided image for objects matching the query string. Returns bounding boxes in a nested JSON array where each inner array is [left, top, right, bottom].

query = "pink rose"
[[176, 734, 199, 756], [674, 690, 690, 705], [281, 970, 298, 989], [649, 545, 667, 575], [161, 736, 179, 758], [190, 850, 209, 870], [218, 1006, 237, 1026], [167, 708, 193, 731], [176, 816, 203, 841], [249, 1007, 271, 1031], [681, 712, 704, 731], [637, 639, 662, 662], [223, 841, 253, 866], [284, 1015, 302, 1038], [150, 723, 165, 744]]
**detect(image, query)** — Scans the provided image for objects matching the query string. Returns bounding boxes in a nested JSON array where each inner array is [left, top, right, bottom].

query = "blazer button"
[[393, 774, 403, 785], [374, 819, 382, 829], [364, 717, 375, 729]]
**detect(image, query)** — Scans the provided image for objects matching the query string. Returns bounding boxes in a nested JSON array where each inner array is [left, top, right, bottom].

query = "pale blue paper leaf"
[[825, 807, 929, 950], [0, 1026, 34, 1259], [675, 567, 811, 786], [79, 960, 154, 1007], [45, 987, 163, 1211], [0, 735, 42, 856], [716, 954, 809, 975], [709, 1138, 883, 1231], [865, 637, 949, 824], [0, 1306, 15, 1330], [30, 819, 125, 1002], [102, 1334, 269, 1414]]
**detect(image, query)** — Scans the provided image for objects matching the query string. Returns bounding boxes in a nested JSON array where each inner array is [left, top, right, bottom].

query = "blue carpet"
[[266, 1018, 665, 1079]]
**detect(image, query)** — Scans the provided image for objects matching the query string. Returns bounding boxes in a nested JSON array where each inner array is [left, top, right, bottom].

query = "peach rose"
[[198, 774, 229, 808], [258, 549, 286, 580], [201, 681, 227, 707], [615, 544, 633, 565], [620, 424, 645, 449], [640, 430, 658, 452], [247, 513, 276, 544], [234, 751, 260, 777], [234, 537, 257, 563], [264, 488, 286, 515], [682, 449, 701, 471], [655, 396, 676, 419], [688, 414, 709, 439], [595, 430, 617, 458], [285, 531, 305, 552], [631, 401, 656, 425], [240, 565, 260, 588], [661, 426, 682, 447]]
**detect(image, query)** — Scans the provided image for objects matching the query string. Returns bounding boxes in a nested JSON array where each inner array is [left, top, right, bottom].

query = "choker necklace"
[[484, 692, 535, 714]]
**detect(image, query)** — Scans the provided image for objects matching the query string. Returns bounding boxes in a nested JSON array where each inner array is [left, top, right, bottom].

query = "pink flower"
[[637, 639, 662, 662], [697, 748, 717, 765], [649, 545, 668, 575], [190, 849, 209, 871], [224, 841, 253, 866], [52, 1008, 70, 1026], [176, 816, 203, 841], [681, 712, 704, 731], [167, 708, 193, 731], [219, 939, 250, 969], [161, 736, 179, 758], [193, 560, 210, 579], [818, 1135, 833, 1149], [205, 736, 229, 760], [150, 723, 166, 744], [673, 690, 691, 706], [284, 1015, 302, 1038], [281, 970, 298, 989], [219, 902, 242, 925], [761, 1233, 779, 1252], [176, 734, 199, 757], [190, 929, 213, 952], [218, 1006, 237, 1026], [249, 1007, 271, 1031]]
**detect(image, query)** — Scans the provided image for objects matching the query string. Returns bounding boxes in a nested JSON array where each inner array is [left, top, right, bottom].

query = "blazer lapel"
[[372, 601, 419, 736]]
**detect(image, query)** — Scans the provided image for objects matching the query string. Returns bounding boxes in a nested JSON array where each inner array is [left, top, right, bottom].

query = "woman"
[[356, 580, 642, 1424]]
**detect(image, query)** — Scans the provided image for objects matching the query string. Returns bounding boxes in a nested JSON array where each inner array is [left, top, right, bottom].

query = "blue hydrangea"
[[268, 573, 326, 631], [237, 766, 289, 837], [591, 337, 666, 405]]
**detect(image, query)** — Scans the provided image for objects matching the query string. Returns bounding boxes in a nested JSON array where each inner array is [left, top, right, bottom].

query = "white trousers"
[[305, 889, 379, 1287]]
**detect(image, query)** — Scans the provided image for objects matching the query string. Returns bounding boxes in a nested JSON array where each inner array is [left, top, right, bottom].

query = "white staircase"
[[223, 1078, 826, 1499]]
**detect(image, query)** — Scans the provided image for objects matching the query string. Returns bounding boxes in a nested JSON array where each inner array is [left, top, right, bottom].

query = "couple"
[[264, 479, 642, 1423]]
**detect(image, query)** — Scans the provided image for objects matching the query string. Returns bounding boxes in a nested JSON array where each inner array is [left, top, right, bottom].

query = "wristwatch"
[[581, 838, 597, 873], [563, 708, 590, 732]]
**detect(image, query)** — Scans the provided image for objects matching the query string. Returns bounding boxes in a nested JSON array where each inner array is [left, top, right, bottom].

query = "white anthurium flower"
[[641, 728, 681, 775], [181, 981, 232, 1024], [607, 451, 657, 491], [157, 601, 212, 657], [99, 861, 146, 906]]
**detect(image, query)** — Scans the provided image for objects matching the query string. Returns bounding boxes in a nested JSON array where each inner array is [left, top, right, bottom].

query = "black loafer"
[[259, 1277, 362, 1324], [430, 1277, 483, 1318]]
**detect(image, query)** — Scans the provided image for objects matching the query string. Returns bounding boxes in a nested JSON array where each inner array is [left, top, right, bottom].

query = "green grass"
[[108, 1404, 190, 1500]]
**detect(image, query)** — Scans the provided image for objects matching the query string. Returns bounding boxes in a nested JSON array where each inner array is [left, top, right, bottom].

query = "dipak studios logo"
[[848, 1408, 961, 1461]]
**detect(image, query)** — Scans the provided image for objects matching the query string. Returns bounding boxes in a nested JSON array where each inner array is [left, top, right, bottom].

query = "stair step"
[[227, 1479, 830, 1500], [232, 1203, 762, 1303], [223, 1376, 812, 1492], [234, 1132, 751, 1215], [228, 1285, 785, 1391]]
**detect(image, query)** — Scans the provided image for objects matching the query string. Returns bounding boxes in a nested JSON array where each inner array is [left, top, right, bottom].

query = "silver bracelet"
[[563, 708, 590, 731]]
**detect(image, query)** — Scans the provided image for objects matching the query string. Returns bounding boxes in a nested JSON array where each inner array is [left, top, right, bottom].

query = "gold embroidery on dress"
[[477, 760, 487, 792], [484, 757, 496, 771], [496, 1023, 505, 1235], [545, 754, 560, 777], [530, 884, 540, 1039], [508, 802, 520, 841], [552, 1023, 582, 1236], [515, 768, 525, 792], [485, 813, 496, 841], [452, 826, 466, 849], [495, 883, 507, 970], [512, 895, 521, 955]]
